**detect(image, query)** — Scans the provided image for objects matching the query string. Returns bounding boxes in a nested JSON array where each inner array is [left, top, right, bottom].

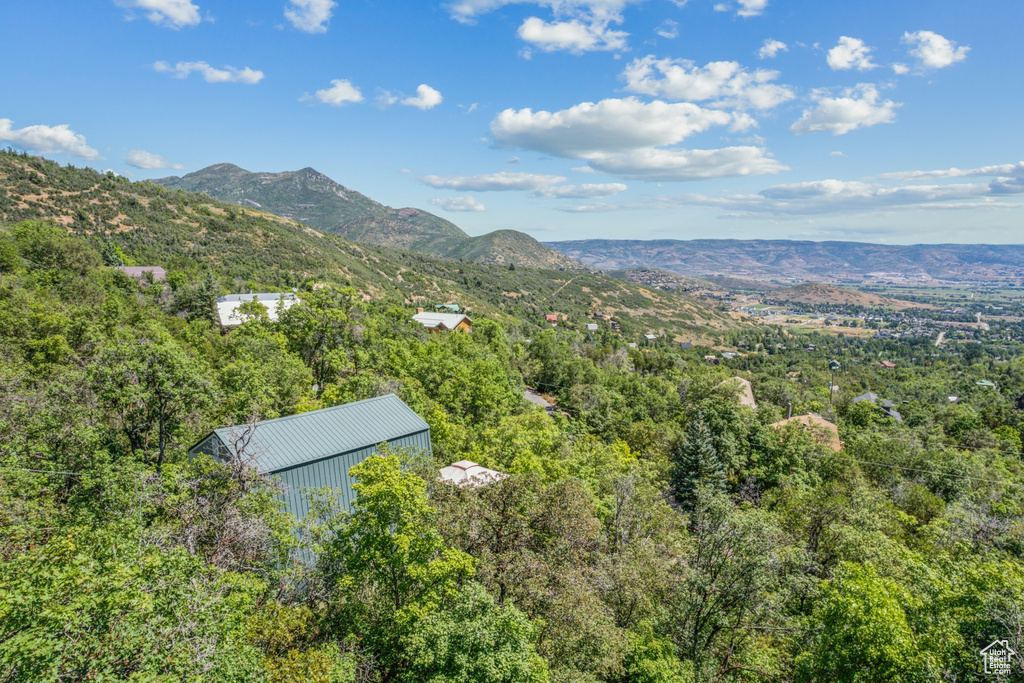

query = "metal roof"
[[412, 312, 471, 329], [118, 266, 166, 280], [218, 292, 299, 303], [217, 292, 299, 326], [199, 394, 429, 473]]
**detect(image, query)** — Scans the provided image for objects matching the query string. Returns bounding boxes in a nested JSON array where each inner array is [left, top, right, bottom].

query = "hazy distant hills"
[[546, 239, 1024, 284], [154, 164, 579, 270]]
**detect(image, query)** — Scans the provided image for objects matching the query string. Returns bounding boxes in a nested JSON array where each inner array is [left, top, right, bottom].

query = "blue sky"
[[2, 0, 1022, 243]]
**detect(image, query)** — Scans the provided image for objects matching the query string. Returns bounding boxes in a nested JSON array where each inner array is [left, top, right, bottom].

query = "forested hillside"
[[154, 163, 580, 271], [2, 150, 1024, 682], [0, 151, 730, 340]]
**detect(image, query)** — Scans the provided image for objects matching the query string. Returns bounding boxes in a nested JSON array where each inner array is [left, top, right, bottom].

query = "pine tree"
[[672, 412, 726, 511], [102, 241, 123, 266]]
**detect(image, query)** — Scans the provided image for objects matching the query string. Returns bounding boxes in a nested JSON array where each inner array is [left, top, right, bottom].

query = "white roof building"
[[412, 311, 472, 331], [217, 292, 299, 327], [586, 323, 598, 331], [439, 460, 506, 487]]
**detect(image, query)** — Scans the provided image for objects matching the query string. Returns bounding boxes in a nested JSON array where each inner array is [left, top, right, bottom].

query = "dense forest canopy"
[[1, 151, 1024, 682]]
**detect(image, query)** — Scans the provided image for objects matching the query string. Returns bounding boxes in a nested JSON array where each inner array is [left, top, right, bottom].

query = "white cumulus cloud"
[[581, 146, 785, 181], [713, 0, 768, 17], [827, 36, 877, 71], [758, 39, 787, 59], [490, 97, 783, 181], [0, 119, 102, 160], [447, 0, 640, 52], [876, 162, 1024, 197], [491, 97, 750, 157], [447, 0, 641, 24], [430, 196, 486, 212], [879, 162, 1024, 181], [790, 84, 898, 135], [518, 17, 627, 53], [402, 84, 443, 110], [655, 19, 678, 39], [621, 56, 794, 110], [115, 0, 201, 29], [533, 183, 628, 198], [125, 149, 183, 170], [284, 0, 336, 33], [153, 61, 264, 84], [309, 79, 364, 106], [421, 171, 568, 191], [902, 30, 969, 69], [671, 175, 1024, 216]]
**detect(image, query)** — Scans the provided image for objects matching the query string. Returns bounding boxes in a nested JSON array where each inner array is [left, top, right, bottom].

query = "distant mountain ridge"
[[154, 164, 579, 270], [546, 239, 1024, 284]]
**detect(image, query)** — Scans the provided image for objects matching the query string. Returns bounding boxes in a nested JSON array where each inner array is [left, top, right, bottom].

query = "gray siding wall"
[[269, 430, 432, 522], [191, 433, 227, 459]]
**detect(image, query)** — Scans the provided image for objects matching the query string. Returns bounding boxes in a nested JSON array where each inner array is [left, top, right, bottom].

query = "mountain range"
[[0, 150, 731, 339], [153, 164, 579, 271], [547, 239, 1024, 284]]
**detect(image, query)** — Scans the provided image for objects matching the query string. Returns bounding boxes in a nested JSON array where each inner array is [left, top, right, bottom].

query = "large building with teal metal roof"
[[189, 394, 431, 520]]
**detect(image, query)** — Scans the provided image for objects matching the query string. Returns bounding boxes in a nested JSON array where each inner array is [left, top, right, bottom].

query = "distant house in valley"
[[118, 266, 166, 281], [771, 414, 842, 452], [628, 342, 638, 349], [976, 379, 997, 389], [851, 391, 902, 422], [610, 321, 621, 331], [217, 292, 299, 327], [438, 460, 506, 487], [434, 303, 461, 313], [704, 355, 719, 365], [593, 311, 604, 319], [189, 394, 431, 521], [679, 341, 693, 349], [879, 400, 903, 423], [720, 376, 757, 409], [586, 323, 598, 331], [721, 352, 738, 360], [412, 309, 472, 332], [879, 360, 897, 369], [545, 314, 559, 323]]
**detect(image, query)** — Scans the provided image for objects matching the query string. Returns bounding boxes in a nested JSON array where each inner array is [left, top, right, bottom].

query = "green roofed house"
[[189, 394, 431, 521]]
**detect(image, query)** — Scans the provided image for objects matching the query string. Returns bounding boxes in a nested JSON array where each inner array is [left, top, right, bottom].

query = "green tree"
[[401, 582, 549, 683], [796, 563, 930, 683], [668, 492, 779, 682], [92, 335, 214, 469], [279, 286, 357, 389], [318, 454, 476, 680], [671, 413, 725, 511]]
